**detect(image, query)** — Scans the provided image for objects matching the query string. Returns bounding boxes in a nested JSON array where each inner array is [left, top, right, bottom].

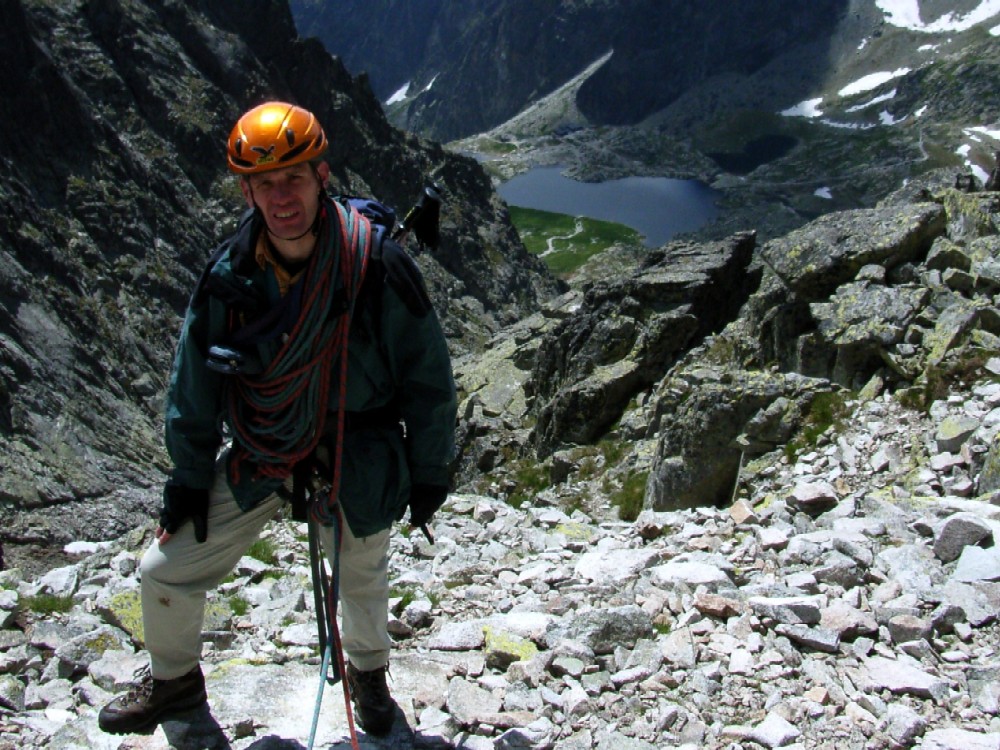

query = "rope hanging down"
[[224, 199, 372, 490]]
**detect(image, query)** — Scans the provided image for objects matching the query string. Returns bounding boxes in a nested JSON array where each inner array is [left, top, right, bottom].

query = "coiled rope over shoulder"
[[225, 198, 372, 496]]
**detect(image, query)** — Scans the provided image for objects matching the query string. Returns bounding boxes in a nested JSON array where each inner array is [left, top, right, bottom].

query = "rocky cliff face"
[[0, 0, 560, 571], [454, 168, 1000, 519]]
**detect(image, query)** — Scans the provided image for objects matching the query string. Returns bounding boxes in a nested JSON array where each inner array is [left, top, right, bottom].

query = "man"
[[99, 101, 457, 738]]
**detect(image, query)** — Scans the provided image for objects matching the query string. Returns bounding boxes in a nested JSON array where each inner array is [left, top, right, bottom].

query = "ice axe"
[[392, 181, 443, 253]]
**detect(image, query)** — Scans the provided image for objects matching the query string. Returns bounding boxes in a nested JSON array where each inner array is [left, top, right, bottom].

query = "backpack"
[[340, 195, 434, 321]]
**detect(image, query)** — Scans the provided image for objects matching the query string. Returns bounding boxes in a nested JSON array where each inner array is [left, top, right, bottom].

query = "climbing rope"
[[225, 198, 371, 488], [307, 497, 360, 750]]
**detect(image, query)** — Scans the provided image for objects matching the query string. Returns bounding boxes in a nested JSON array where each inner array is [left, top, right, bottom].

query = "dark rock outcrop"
[[528, 232, 758, 456], [646, 172, 1000, 511]]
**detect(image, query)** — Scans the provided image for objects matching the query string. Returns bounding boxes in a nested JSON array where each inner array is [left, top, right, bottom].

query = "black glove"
[[408, 484, 448, 528], [159, 482, 210, 543]]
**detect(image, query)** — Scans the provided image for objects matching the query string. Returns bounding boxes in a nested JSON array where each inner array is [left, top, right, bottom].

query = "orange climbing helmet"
[[227, 101, 328, 174]]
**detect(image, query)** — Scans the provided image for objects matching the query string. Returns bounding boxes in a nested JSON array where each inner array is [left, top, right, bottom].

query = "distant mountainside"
[[292, 0, 1000, 242], [290, 0, 845, 142]]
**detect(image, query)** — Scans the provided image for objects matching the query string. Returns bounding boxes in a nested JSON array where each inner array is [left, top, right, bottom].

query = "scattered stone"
[[934, 512, 994, 562], [749, 711, 801, 748], [863, 655, 950, 700]]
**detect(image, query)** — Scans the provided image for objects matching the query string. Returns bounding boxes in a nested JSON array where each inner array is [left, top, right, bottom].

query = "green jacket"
[[164, 197, 457, 537]]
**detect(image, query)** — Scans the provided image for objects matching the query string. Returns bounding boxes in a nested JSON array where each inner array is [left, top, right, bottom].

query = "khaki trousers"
[[140, 465, 392, 679]]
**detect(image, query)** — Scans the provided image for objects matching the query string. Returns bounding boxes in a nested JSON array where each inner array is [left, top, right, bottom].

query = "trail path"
[[541, 217, 584, 256]]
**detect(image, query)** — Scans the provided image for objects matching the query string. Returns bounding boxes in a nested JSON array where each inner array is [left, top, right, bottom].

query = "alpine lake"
[[498, 165, 720, 276]]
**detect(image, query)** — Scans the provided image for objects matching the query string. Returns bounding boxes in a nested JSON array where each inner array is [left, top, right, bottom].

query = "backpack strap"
[[380, 237, 433, 318]]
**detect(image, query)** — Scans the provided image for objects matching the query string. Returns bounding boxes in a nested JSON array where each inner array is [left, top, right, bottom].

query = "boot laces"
[[121, 665, 155, 705]]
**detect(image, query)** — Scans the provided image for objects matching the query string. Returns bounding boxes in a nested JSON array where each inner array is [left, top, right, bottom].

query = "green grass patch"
[[508, 206, 644, 276], [247, 538, 277, 566], [391, 587, 417, 611], [23, 593, 74, 615], [897, 350, 997, 413], [229, 595, 250, 617], [508, 460, 551, 509], [784, 390, 851, 460], [611, 471, 648, 522]]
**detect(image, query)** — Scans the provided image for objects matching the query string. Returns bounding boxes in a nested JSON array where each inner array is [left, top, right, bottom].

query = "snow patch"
[[781, 98, 824, 118], [839, 69, 910, 98], [957, 127, 1000, 185], [814, 187, 833, 200], [847, 89, 897, 112], [967, 125, 1000, 141], [820, 119, 876, 131], [386, 82, 410, 106], [876, 0, 1000, 33], [880, 110, 904, 126]]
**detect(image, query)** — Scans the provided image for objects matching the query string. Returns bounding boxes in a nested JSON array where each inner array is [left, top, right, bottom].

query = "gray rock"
[[878, 703, 927, 747], [574, 547, 661, 584], [863, 655, 949, 700], [53, 624, 132, 677], [934, 512, 993, 562], [820, 601, 878, 640], [649, 560, 732, 588], [787, 480, 839, 516], [427, 621, 487, 651], [748, 595, 824, 625], [774, 624, 840, 652], [545, 605, 652, 654], [446, 676, 504, 728], [0, 674, 26, 711], [749, 710, 801, 748], [919, 728, 1000, 750], [968, 665, 1000, 715], [660, 626, 698, 669], [886, 614, 932, 644], [952, 545, 1000, 583]]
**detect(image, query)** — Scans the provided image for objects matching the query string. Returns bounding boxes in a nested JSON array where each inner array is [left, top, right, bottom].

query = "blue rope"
[[306, 490, 359, 749], [307, 642, 332, 750]]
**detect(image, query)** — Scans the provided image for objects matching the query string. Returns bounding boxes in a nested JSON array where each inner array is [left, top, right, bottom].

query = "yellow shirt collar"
[[254, 233, 304, 297]]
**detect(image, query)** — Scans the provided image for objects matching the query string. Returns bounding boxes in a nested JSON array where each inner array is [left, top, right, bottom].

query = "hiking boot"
[[98, 665, 207, 734], [346, 662, 396, 736]]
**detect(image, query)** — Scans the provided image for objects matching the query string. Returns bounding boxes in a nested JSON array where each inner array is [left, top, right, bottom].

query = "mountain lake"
[[498, 165, 720, 247]]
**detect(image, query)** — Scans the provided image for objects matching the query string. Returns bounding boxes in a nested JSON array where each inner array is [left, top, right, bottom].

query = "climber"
[[98, 101, 457, 738]]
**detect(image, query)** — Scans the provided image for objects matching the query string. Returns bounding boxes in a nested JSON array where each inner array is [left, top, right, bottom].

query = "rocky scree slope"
[[2, 363, 1000, 748], [0, 0, 560, 575]]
